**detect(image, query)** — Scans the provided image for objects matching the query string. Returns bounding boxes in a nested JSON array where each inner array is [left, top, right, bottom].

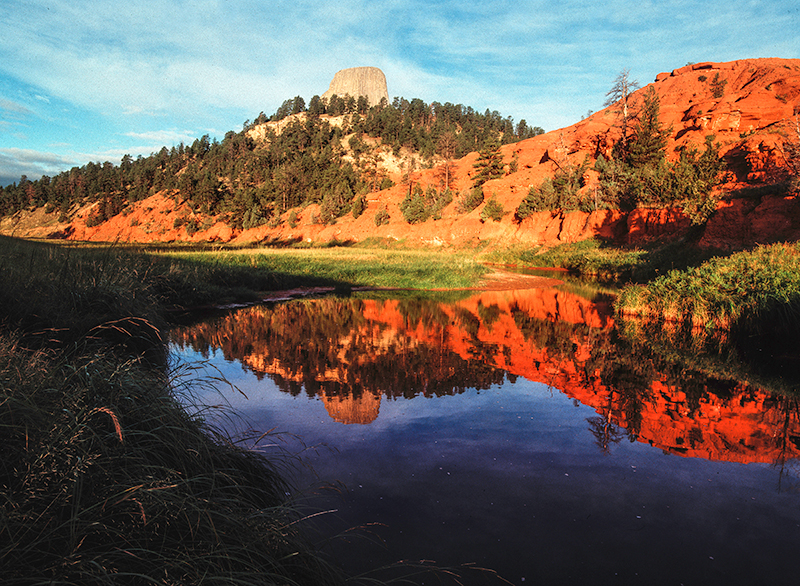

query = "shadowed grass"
[[1, 339, 347, 585], [0, 236, 354, 584]]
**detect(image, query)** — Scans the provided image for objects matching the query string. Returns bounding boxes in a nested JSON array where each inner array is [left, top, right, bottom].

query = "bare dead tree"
[[784, 110, 800, 193], [437, 131, 458, 191], [604, 69, 640, 157]]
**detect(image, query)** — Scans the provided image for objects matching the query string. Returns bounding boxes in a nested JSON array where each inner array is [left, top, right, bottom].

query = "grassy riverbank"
[[485, 237, 721, 284], [0, 236, 494, 584], [616, 242, 800, 333], [0, 236, 356, 585], [492, 237, 800, 336]]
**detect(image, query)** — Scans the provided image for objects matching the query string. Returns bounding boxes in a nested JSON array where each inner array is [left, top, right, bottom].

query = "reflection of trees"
[[772, 396, 800, 493], [171, 298, 507, 401], [587, 415, 624, 454], [170, 292, 800, 463], [477, 301, 502, 331]]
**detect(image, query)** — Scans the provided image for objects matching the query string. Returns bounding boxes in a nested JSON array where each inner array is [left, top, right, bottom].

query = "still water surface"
[[170, 284, 800, 585]]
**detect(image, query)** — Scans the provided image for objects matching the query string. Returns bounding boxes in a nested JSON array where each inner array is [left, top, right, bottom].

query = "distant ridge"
[[322, 66, 389, 106]]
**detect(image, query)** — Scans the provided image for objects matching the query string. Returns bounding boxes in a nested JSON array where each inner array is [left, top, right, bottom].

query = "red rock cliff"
[[5, 59, 800, 250]]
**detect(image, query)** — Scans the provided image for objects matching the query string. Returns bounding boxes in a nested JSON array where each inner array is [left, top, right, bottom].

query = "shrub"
[[456, 186, 485, 214], [242, 205, 270, 230], [352, 194, 367, 218], [400, 184, 429, 224], [711, 72, 727, 98], [516, 158, 590, 219], [400, 185, 453, 224], [431, 189, 453, 219], [480, 194, 505, 222], [374, 207, 390, 226]]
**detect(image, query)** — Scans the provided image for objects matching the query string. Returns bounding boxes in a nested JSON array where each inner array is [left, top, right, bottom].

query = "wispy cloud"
[[0, 148, 80, 185], [0, 98, 33, 117], [0, 0, 797, 184], [123, 129, 200, 145]]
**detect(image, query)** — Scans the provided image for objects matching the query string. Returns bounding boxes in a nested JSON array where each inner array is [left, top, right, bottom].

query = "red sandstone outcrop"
[[3, 58, 800, 250]]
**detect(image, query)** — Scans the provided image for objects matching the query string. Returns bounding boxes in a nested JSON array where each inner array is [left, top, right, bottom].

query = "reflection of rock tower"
[[322, 66, 389, 106], [322, 391, 381, 425]]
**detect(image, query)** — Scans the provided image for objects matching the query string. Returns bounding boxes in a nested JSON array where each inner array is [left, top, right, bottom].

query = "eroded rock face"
[[5, 58, 800, 251], [322, 66, 389, 106]]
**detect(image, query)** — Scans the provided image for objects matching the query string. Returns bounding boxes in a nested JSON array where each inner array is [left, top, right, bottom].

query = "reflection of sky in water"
[[172, 346, 800, 585]]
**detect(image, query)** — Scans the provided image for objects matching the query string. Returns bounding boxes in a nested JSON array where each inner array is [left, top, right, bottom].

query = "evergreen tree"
[[471, 138, 505, 187], [627, 86, 669, 169]]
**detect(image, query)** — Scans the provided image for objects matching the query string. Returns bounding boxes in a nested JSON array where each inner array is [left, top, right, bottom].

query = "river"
[[169, 282, 800, 585]]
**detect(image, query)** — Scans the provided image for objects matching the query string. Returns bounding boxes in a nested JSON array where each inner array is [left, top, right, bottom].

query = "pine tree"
[[471, 137, 504, 187], [627, 86, 669, 169]]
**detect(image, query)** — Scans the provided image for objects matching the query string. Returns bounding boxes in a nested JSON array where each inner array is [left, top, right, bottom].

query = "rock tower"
[[322, 66, 389, 106]]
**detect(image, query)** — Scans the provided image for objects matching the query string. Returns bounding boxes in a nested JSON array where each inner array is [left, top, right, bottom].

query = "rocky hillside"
[[2, 58, 799, 250]]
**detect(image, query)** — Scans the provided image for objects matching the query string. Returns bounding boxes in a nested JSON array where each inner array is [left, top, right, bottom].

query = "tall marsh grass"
[[0, 236, 351, 584], [617, 242, 800, 333]]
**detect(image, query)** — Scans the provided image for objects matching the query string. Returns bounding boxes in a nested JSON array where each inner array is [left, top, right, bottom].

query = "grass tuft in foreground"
[[1, 339, 346, 585]]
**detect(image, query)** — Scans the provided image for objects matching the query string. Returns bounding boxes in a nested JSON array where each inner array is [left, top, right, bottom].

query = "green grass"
[[484, 238, 722, 284], [161, 246, 489, 292], [616, 242, 800, 333]]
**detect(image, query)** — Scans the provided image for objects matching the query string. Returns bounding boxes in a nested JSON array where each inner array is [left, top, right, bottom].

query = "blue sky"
[[1, 0, 798, 186]]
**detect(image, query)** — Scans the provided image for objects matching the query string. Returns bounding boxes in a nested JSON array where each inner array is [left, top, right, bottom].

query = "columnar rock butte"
[[321, 66, 389, 106]]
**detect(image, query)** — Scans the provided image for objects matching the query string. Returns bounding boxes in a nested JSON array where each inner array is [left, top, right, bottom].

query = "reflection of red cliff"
[[360, 288, 800, 464], [172, 287, 800, 462], [566, 381, 800, 464], [360, 288, 611, 388]]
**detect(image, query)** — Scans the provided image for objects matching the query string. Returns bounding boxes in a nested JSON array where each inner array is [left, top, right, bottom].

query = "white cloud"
[[123, 129, 199, 145], [0, 0, 797, 180], [0, 148, 81, 184]]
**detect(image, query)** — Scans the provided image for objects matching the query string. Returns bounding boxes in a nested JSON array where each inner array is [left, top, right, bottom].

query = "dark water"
[[170, 286, 800, 585]]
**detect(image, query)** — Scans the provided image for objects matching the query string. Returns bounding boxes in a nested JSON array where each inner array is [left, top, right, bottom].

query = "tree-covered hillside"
[[0, 96, 542, 230]]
